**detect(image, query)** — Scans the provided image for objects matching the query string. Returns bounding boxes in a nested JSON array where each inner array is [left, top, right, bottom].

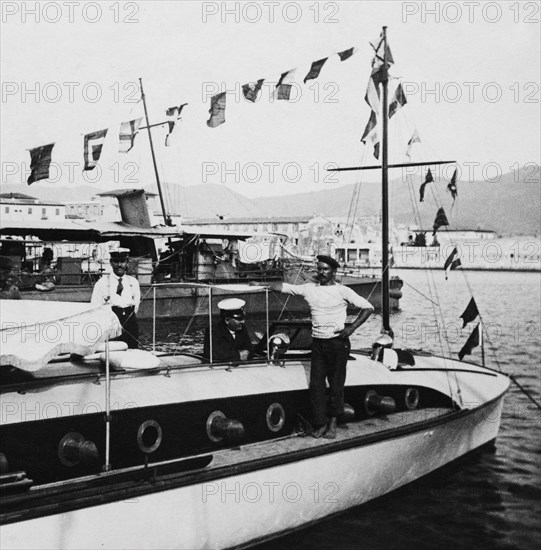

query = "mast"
[[326, 27, 455, 334], [380, 27, 391, 334], [139, 77, 172, 226]]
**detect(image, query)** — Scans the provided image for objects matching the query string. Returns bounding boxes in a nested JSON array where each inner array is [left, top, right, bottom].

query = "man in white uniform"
[[255, 255, 373, 438], [91, 249, 141, 348]]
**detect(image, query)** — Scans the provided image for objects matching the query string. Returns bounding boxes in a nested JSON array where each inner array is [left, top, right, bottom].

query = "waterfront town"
[[1, 189, 539, 284]]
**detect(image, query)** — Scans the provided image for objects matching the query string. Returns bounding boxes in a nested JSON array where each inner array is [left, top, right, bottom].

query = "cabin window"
[[28, 207, 32, 214], [42, 207, 46, 216], [347, 250, 358, 262], [5, 207, 9, 213], [55, 208, 60, 216]]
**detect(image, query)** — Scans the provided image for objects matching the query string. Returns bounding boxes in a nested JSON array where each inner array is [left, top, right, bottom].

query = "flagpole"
[[139, 77, 171, 227], [381, 26, 391, 335]]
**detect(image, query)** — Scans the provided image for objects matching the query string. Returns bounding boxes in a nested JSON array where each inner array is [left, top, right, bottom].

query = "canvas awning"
[[0, 300, 122, 372], [0, 220, 182, 242]]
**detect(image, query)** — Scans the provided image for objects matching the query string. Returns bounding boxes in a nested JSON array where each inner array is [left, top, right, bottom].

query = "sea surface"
[[140, 270, 540, 550]]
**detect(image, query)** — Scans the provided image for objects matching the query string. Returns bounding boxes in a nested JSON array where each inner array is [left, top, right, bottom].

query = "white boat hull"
[[1, 394, 505, 550]]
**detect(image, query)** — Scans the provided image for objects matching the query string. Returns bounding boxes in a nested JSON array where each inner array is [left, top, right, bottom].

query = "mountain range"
[[1, 167, 539, 235]]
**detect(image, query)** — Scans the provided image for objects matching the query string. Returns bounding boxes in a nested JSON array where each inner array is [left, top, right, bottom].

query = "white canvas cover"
[[0, 300, 122, 372]]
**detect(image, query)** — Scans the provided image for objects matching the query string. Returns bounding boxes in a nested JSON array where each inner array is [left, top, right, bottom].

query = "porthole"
[[266, 403, 286, 433], [405, 388, 420, 410], [137, 420, 162, 454]]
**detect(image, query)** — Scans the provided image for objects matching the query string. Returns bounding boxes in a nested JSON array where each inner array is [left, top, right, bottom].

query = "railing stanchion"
[[152, 285, 156, 352]]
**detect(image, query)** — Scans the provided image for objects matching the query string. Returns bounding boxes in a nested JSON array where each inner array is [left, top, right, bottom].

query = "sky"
[[1, 1, 540, 208]]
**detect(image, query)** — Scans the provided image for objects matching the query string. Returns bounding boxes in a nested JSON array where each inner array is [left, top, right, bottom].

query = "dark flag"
[[338, 47, 355, 61], [458, 324, 480, 361], [432, 207, 449, 235], [447, 168, 458, 202], [443, 246, 462, 279], [419, 168, 434, 202], [166, 103, 188, 118], [360, 80, 379, 158], [27, 143, 55, 185], [389, 83, 407, 118], [206, 92, 226, 128], [83, 129, 108, 171], [406, 129, 420, 158], [361, 111, 377, 143], [242, 79, 264, 103], [165, 103, 188, 145], [303, 58, 328, 83], [119, 118, 142, 153], [276, 70, 295, 100], [361, 118, 380, 160], [369, 32, 394, 75], [360, 32, 394, 160], [460, 297, 479, 328], [276, 84, 292, 100]]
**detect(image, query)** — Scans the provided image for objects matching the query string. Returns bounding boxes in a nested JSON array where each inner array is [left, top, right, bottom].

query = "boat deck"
[[207, 407, 451, 475]]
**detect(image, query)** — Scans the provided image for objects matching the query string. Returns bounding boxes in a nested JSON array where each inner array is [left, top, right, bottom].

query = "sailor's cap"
[[316, 255, 340, 270], [110, 248, 130, 261], [217, 298, 246, 318]]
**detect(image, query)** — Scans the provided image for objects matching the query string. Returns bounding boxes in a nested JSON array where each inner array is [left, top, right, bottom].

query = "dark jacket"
[[203, 321, 254, 363]]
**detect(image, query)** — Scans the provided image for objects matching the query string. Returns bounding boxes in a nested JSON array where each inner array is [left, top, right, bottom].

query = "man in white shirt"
[[254, 255, 373, 439], [91, 249, 141, 348]]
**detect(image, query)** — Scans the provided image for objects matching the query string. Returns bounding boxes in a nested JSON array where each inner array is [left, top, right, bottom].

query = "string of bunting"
[[25, 36, 418, 186], [25, 45, 359, 185]]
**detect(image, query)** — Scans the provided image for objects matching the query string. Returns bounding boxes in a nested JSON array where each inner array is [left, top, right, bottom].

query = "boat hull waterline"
[[0, 354, 509, 550], [1, 398, 506, 550]]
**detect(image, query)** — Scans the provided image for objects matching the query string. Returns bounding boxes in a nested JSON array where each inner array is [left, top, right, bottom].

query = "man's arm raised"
[[249, 281, 284, 292]]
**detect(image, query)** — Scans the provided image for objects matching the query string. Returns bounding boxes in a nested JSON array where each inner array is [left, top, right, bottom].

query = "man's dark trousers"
[[310, 336, 351, 427]]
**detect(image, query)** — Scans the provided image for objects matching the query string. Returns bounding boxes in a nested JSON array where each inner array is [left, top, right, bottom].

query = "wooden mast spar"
[[139, 77, 172, 227], [381, 26, 391, 332]]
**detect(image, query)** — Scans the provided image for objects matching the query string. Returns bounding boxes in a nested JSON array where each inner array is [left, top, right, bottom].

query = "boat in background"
[[0, 190, 402, 317], [0, 26, 510, 550]]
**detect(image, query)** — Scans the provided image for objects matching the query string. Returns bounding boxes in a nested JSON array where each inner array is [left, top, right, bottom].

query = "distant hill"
[[1, 168, 538, 235], [251, 167, 540, 235]]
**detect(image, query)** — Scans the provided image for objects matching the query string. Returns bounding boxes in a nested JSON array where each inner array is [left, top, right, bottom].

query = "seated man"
[[203, 298, 254, 363]]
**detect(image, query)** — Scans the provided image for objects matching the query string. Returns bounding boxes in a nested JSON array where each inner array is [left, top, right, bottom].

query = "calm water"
[[140, 270, 541, 550]]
